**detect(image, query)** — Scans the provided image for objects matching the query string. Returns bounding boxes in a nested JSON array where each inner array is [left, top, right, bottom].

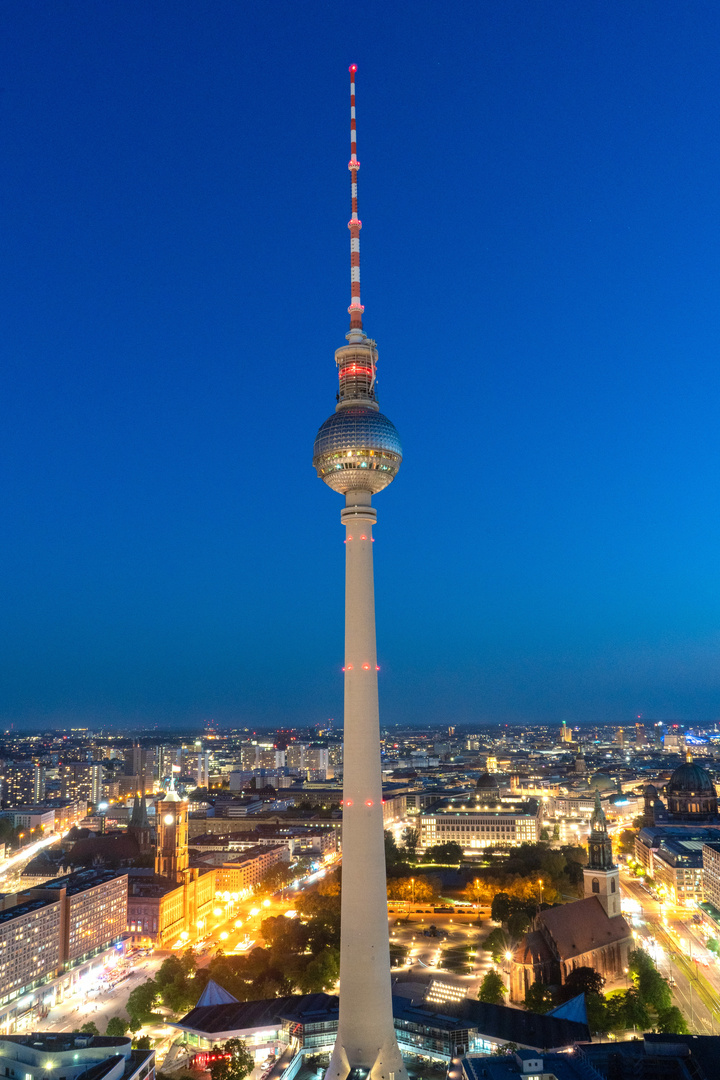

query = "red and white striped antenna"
[[348, 64, 364, 333]]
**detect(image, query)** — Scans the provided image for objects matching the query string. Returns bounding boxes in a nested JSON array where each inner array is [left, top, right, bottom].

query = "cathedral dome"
[[667, 760, 715, 795], [664, 755, 718, 821], [476, 772, 498, 791]]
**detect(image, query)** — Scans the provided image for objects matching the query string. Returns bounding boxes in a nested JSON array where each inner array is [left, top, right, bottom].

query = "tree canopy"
[[209, 1040, 254, 1080], [478, 969, 506, 1004]]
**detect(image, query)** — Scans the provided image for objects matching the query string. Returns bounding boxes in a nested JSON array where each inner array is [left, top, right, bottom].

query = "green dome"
[[588, 771, 615, 792]]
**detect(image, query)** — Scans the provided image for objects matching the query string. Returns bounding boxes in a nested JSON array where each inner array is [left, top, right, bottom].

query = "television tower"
[[313, 66, 406, 1080]]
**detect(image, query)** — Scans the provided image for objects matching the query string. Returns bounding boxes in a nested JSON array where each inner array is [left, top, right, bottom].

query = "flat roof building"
[[173, 990, 588, 1064], [0, 1033, 153, 1080], [419, 799, 541, 853]]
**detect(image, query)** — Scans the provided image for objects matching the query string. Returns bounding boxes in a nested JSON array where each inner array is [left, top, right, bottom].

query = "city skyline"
[[3, 3, 720, 728]]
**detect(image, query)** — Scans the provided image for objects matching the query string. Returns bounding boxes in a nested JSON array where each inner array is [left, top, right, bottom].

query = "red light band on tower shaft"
[[348, 65, 364, 330]]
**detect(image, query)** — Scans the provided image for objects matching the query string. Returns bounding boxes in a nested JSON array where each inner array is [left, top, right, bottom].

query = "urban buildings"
[[510, 795, 632, 1002], [419, 799, 540, 853], [126, 785, 216, 948], [60, 762, 103, 808], [312, 66, 406, 1080], [2, 763, 46, 807], [0, 1034, 154, 1080], [175, 989, 588, 1065], [0, 868, 127, 1033]]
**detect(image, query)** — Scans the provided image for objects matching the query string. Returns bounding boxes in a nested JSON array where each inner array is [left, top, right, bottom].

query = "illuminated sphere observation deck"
[[313, 341, 402, 494], [313, 406, 402, 493]]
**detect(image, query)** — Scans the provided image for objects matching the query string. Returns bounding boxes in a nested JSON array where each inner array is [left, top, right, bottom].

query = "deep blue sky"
[[2, 1, 720, 730]]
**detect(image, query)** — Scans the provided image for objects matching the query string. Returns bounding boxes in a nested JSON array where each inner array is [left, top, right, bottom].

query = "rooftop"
[[175, 992, 589, 1050]]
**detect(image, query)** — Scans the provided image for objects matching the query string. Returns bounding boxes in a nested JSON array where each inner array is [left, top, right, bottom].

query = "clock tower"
[[155, 787, 189, 882], [583, 790, 621, 917]]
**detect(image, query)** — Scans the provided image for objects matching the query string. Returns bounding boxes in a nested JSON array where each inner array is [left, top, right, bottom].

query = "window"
[[611, 878, 616, 893], [592, 878, 599, 893]]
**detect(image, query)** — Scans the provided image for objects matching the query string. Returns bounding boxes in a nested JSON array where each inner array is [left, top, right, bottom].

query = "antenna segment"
[[348, 65, 364, 332]]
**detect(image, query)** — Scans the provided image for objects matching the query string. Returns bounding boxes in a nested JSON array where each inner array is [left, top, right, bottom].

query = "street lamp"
[[538, 879, 544, 907]]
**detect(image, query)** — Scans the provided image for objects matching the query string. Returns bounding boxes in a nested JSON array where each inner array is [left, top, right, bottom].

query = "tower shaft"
[[325, 490, 406, 1080]]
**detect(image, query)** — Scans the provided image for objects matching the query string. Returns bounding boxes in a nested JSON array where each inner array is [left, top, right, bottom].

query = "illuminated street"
[[621, 868, 720, 1034]]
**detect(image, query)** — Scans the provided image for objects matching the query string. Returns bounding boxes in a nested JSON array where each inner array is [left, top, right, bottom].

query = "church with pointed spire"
[[583, 791, 621, 917], [509, 792, 632, 1003], [127, 790, 153, 855]]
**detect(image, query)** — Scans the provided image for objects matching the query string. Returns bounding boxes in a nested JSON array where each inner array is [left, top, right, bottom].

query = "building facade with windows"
[[0, 869, 128, 1033], [652, 840, 705, 907], [3, 763, 46, 807], [419, 799, 540, 853]]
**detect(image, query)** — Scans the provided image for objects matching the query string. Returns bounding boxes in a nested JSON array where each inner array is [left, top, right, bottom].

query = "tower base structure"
[[324, 491, 408, 1080]]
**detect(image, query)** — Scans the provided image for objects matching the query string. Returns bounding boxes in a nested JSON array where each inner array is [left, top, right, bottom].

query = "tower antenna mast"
[[348, 64, 364, 334]]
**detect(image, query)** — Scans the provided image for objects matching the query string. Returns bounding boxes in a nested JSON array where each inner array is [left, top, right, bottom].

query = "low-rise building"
[[652, 839, 705, 907], [195, 844, 289, 894], [174, 987, 588, 1064], [419, 799, 540, 853], [702, 842, 720, 911], [0, 808, 56, 835], [0, 1033, 153, 1080], [635, 824, 720, 877], [127, 867, 216, 949]]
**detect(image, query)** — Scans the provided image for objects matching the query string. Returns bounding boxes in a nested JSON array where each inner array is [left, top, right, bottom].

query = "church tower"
[[128, 790, 153, 854], [583, 791, 620, 917], [154, 787, 189, 883]]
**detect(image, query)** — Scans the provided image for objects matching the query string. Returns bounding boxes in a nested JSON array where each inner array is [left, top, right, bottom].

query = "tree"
[[619, 988, 650, 1031], [492, 1043, 518, 1056], [524, 983, 554, 1014], [384, 830, 402, 868], [80, 1021, 100, 1036], [401, 827, 419, 861], [540, 827, 550, 841], [106, 1017, 129, 1038], [585, 994, 610, 1036], [478, 969, 506, 1004], [707, 937, 720, 955], [420, 842, 463, 865], [180, 947, 197, 976], [297, 946, 340, 992], [126, 979, 159, 1024], [507, 910, 531, 938], [259, 862, 293, 891], [482, 928, 511, 963], [491, 893, 512, 924], [656, 1006, 689, 1034], [128, 1017, 142, 1034], [386, 875, 440, 903], [552, 823, 560, 840], [628, 948, 672, 1012], [561, 966, 605, 1000], [208, 1039, 254, 1080], [133, 1036, 152, 1050], [617, 829, 637, 856]]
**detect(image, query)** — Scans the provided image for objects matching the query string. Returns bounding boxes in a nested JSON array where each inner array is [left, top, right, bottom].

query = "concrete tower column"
[[325, 489, 407, 1080], [315, 65, 406, 1080]]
